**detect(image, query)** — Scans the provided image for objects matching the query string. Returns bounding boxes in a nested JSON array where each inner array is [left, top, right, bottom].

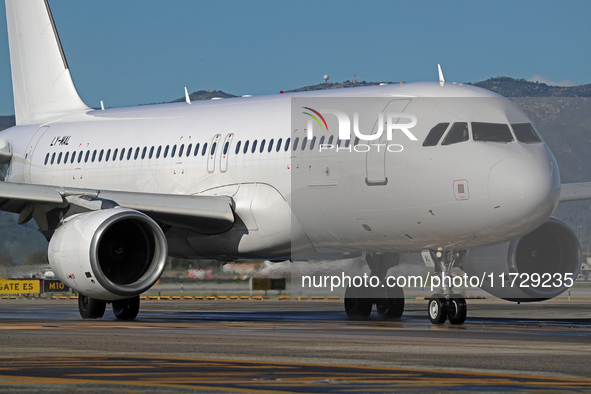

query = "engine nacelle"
[[48, 208, 168, 300], [463, 217, 581, 301]]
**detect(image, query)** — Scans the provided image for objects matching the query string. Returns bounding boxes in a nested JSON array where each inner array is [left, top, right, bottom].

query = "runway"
[[1, 296, 591, 392]]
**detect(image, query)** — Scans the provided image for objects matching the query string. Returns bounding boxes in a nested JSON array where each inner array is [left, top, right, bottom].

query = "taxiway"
[[1, 292, 591, 392]]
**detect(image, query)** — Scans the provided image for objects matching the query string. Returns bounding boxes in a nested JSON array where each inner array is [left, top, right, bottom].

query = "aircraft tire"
[[78, 294, 107, 319], [112, 296, 140, 320], [344, 286, 372, 320], [376, 286, 405, 320], [428, 294, 447, 324], [447, 296, 467, 325]]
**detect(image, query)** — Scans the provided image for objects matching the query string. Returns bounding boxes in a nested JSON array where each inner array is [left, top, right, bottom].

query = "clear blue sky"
[[0, 0, 589, 115]]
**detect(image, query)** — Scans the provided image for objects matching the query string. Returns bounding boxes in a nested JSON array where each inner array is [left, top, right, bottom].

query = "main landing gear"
[[344, 253, 405, 320], [78, 294, 140, 320], [423, 250, 468, 325]]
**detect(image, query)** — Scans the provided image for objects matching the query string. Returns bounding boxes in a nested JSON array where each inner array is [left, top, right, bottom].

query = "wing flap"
[[0, 182, 64, 213], [98, 190, 234, 233], [0, 182, 234, 234]]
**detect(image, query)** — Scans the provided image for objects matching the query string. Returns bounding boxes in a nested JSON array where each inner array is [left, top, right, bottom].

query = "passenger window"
[[51, 153, 56, 164], [64, 152, 69, 164], [210, 142, 217, 156], [84, 151, 89, 163], [98, 150, 104, 162], [57, 152, 62, 164], [354, 137, 360, 146], [186, 144, 192, 157], [119, 148, 125, 161], [423, 123, 449, 147], [328, 135, 334, 145], [149, 147, 154, 159], [276, 138, 282, 152], [268, 139, 274, 152], [301, 137, 308, 150], [251, 140, 258, 153], [156, 146, 162, 158], [71, 151, 76, 164], [284, 138, 290, 151], [235, 141, 242, 154], [78, 151, 83, 163], [179, 144, 184, 157], [512, 123, 542, 143], [141, 147, 147, 159], [127, 148, 132, 160], [134, 147, 139, 160], [202, 143, 208, 156], [293, 137, 299, 151], [243, 140, 250, 154], [194, 143, 200, 156], [44, 153, 49, 165], [105, 149, 111, 161], [442, 122, 469, 145], [260, 139, 266, 153], [91, 150, 97, 162], [112, 149, 118, 161], [223, 141, 229, 155], [320, 136, 325, 145], [310, 136, 316, 150], [164, 145, 169, 158], [472, 122, 513, 143], [171, 145, 177, 158], [345, 139, 351, 148]]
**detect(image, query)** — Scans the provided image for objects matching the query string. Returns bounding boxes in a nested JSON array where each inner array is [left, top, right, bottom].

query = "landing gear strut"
[[423, 249, 468, 325], [344, 253, 405, 320]]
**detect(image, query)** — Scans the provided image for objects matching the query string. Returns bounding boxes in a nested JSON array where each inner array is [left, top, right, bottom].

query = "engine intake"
[[48, 208, 168, 300], [463, 217, 581, 301]]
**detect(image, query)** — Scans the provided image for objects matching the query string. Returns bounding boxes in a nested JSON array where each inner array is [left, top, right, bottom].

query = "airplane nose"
[[488, 149, 560, 231]]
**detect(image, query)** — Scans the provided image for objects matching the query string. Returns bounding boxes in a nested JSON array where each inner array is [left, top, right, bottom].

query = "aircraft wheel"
[[78, 294, 106, 319], [344, 286, 372, 320], [376, 286, 405, 320], [112, 296, 140, 320], [447, 296, 467, 325], [428, 294, 447, 324]]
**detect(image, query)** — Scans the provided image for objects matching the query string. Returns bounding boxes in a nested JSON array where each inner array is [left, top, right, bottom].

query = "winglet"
[[185, 87, 191, 104], [5, 0, 90, 125], [438, 64, 445, 87]]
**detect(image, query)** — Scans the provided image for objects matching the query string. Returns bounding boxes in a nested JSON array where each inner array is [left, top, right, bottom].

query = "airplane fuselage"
[[0, 82, 560, 260]]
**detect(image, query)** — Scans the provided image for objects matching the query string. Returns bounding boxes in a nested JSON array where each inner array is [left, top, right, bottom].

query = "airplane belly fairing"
[[181, 183, 293, 259]]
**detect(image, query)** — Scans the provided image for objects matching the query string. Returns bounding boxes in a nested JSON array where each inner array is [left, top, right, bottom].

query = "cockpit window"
[[442, 122, 469, 145], [511, 123, 542, 143], [423, 123, 449, 146], [472, 122, 514, 143]]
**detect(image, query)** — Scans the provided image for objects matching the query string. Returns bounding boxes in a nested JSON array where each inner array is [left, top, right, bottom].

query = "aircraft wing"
[[0, 182, 235, 234], [560, 183, 591, 202]]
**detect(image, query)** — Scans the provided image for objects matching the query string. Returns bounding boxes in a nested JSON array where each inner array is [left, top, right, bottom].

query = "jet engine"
[[48, 208, 168, 300], [463, 217, 581, 301]]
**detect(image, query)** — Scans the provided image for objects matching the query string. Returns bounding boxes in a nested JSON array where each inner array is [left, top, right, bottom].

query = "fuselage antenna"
[[185, 87, 191, 104], [438, 64, 445, 87]]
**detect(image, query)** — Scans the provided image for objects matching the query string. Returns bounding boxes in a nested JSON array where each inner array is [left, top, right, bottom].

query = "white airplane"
[[1, 0, 590, 324]]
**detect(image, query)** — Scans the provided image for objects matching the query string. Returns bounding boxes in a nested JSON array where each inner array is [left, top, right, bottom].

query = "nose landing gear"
[[423, 250, 468, 325], [428, 293, 467, 324]]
